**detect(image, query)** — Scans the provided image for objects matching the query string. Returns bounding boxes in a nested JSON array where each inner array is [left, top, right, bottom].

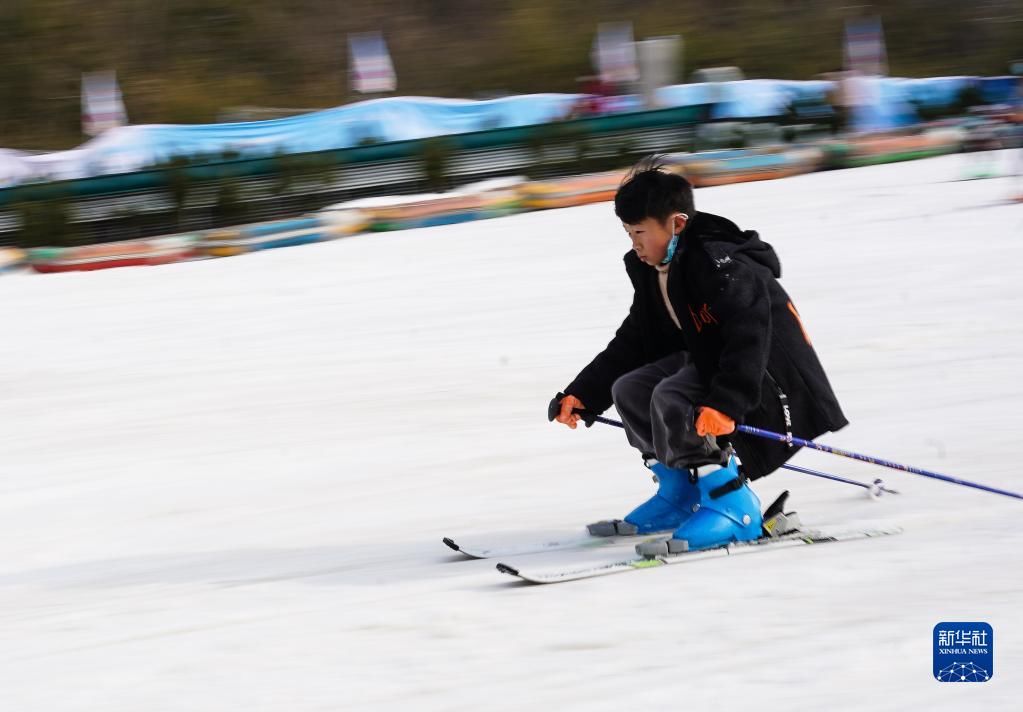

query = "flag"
[[82, 71, 127, 136], [349, 32, 397, 94], [592, 22, 639, 85], [844, 16, 888, 76]]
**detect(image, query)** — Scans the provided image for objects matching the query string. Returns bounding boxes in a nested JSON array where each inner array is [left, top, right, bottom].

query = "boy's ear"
[[674, 213, 689, 234]]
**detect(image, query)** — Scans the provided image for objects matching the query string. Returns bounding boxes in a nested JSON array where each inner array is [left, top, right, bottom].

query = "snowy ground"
[[1, 151, 1021, 711]]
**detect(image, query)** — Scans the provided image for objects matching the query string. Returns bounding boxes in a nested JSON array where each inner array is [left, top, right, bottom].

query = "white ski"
[[442, 529, 671, 560], [495, 526, 904, 584]]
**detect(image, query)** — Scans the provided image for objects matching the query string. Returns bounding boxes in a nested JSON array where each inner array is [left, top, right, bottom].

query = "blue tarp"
[[657, 79, 834, 120], [2, 76, 1015, 186], [7, 94, 583, 183]]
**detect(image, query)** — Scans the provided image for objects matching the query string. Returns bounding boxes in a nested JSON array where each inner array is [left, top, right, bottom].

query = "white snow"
[[1, 150, 1021, 711]]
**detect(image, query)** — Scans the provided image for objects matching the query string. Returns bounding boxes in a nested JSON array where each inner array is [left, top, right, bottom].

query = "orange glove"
[[555, 395, 586, 430], [695, 406, 735, 437]]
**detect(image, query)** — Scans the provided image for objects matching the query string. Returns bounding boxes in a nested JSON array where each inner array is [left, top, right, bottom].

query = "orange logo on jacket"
[[688, 303, 718, 333], [788, 301, 812, 345]]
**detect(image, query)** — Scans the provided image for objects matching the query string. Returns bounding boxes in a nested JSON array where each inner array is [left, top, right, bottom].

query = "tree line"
[[0, 0, 1018, 149]]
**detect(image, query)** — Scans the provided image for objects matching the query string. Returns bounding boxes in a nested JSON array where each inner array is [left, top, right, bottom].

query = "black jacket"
[[564, 211, 847, 478]]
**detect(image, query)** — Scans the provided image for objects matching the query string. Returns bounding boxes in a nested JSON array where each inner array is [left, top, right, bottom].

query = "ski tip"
[[495, 563, 520, 577], [442, 537, 461, 553]]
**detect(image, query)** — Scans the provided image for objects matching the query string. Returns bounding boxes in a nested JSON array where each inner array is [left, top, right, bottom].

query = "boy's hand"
[[549, 392, 587, 429], [696, 406, 735, 436]]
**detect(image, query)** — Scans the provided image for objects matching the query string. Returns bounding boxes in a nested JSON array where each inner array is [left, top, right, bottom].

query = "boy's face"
[[623, 214, 688, 266]]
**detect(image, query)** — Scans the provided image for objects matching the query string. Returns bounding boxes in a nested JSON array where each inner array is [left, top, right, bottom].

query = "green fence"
[[0, 104, 709, 209]]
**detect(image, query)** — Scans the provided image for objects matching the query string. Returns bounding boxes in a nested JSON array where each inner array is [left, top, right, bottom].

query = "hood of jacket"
[[681, 211, 781, 278]]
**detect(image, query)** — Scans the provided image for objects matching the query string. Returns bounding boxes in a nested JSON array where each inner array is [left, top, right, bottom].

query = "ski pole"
[[574, 413, 898, 496], [735, 423, 1023, 501], [781, 463, 897, 498]]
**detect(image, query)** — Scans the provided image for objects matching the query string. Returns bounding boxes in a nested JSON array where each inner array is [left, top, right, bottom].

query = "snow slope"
[[1, 151, 1021, 711]]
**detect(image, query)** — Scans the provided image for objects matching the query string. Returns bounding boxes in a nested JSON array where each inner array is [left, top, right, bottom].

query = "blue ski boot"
[[587, 461, 700, 537], [635, 456, 763, 555]]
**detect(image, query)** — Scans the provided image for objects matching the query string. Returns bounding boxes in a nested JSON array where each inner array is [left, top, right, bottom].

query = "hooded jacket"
[[564, 211, 848, 478]]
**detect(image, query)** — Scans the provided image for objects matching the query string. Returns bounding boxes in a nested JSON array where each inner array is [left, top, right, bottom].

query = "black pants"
[[611, 352, 724, 470]]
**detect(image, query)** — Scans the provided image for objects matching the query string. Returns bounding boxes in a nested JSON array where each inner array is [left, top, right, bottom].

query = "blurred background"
[[0, 0, 1019, 267], [1, 0, 1019, 148]]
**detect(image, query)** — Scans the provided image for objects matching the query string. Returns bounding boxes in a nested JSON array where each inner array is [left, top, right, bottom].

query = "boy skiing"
[[550, 160, 847, 553]]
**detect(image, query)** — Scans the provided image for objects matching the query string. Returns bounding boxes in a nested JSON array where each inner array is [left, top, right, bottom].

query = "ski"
[[495, 525, 903, 584], [446, 489, 796, 560], [442, 529, 671, 560]]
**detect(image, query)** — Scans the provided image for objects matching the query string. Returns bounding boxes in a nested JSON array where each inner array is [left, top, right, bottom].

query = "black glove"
[[548, 392, 594, 427]]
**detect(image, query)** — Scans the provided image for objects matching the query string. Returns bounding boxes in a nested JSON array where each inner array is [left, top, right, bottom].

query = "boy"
[[550, 160, 847, 552]]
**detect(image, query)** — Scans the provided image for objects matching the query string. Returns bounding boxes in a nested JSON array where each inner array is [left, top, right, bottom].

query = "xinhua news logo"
[[933, 622, 993, 682]]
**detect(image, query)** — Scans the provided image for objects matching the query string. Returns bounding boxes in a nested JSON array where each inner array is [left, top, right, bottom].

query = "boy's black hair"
[[614, 156, 695, 225]]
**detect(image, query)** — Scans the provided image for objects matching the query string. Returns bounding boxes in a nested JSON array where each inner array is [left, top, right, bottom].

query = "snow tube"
[[365, 189, 521, 232], [197, 214, 368, 257], [663, 147, 823, 187], [200, 226, 355, 256], [825, 128, 962, 168], [371, 206, 519, 232], [519, 170, 626, 209], [0, 247, 26, 273], [28, 236, 196, 273]]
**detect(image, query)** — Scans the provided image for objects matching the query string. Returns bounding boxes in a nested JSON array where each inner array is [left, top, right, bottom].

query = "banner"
[[592, 22, 639, 85], [636, 36, 682, 109], [82, 71, 127, 136], [349, 32, 397, 94], [844, 16, 888, 76]]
